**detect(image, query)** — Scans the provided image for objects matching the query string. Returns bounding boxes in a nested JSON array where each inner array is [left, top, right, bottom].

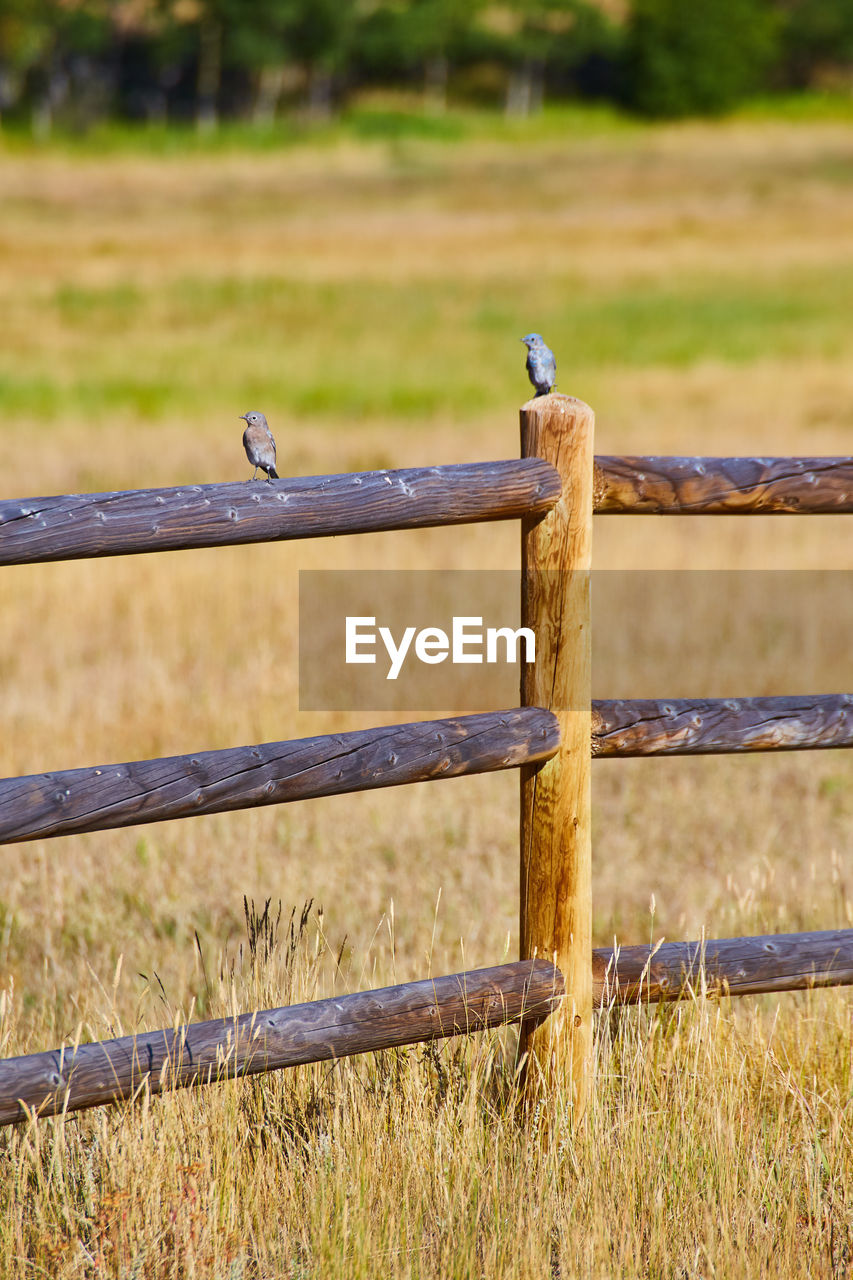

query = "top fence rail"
[[0, 460, 560, 566], [595, 456, 853, 515], [1, 455, 852, 566]]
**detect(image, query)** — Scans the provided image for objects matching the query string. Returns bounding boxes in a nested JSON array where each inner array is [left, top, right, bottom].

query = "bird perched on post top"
[[521, 333, 556, 397], [240, 411, 279, 481]]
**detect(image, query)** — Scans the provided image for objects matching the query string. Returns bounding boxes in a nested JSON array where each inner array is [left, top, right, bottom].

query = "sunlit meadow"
[[1, 106, 852, 1275]]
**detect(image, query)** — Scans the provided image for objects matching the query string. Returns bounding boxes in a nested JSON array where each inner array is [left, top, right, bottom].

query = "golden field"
[[1, 110, 852, 1276]]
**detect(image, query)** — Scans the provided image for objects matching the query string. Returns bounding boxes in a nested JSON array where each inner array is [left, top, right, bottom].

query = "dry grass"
[[0, 113, 852, 1276]]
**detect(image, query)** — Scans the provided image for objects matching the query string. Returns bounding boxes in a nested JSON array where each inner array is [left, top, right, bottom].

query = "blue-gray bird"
[[521, 333, 556, 397], [240, 411, 279, 481]]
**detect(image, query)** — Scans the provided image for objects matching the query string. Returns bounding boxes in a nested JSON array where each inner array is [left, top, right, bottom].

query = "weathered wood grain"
[[593, 929, 853, 1006], [592, 695, 853, 756], [4, 454, 849, 566], [594, 457, 853, 514], [0, 959, 564, 1126], [520, 393, 594, 1107], [0, 459, 561, 565], [6, 928, 847, 1124], [3, 456, 851, 567], [0, 708, 559, 845], [3, 694, 846, 846]]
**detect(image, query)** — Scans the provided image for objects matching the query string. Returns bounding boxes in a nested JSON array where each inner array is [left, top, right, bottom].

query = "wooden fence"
[[1, 394, 852, 1125]]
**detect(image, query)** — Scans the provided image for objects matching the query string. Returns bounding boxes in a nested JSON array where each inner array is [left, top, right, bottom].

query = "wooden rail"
[[0, 708, 559, 845], [0, 960, 563, 1126], [0, 459, 561, 565], [3, 454, 852, 568], [2, 695, 849, 846], [593, 929, 853, 1006], [594, 457, 853, 514], [4, 925, 849, 1125], [591, 695, 853, 756]]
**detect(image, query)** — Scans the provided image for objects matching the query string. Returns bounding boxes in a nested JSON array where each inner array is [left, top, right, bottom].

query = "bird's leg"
[[250, 466, 259, 481]]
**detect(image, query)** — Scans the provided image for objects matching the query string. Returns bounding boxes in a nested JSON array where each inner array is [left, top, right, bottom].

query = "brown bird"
[[240, 411, 279, 481]]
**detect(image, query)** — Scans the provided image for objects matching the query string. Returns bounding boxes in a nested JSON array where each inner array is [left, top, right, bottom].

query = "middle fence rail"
[[591, 694, 853, 756], [3, 694, 851, 846], [0, 708, 559, 844]]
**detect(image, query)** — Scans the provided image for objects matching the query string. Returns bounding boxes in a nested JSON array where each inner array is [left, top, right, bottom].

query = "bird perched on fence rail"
[[521, 333, 556, 397], [240, 411, 279, 481]]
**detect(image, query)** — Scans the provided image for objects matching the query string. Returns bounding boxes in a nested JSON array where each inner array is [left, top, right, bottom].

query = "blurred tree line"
[[0, 0, 851, 133]]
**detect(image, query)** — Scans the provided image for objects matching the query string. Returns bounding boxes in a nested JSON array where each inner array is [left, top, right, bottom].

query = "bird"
[[240, 411, 279, 481], [521, 333, 556, 397]]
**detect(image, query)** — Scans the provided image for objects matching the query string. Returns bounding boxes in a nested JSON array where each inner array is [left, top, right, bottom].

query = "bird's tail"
[[268, 465, 279, 480]]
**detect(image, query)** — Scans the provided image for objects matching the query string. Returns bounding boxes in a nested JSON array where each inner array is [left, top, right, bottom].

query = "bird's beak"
[[238, 414, 248, 421]]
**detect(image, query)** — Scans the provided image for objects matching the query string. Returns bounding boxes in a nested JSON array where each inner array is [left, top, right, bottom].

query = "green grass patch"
[[1, 92, 852, 164], [0, 100, 645, 160], [2, 265, 848, 425], [735, 91, 853, 123], [2, 92, 852, 163]]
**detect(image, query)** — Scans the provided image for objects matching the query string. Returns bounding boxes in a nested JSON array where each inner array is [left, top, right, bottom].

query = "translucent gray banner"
[[298, 570, 852, 712]]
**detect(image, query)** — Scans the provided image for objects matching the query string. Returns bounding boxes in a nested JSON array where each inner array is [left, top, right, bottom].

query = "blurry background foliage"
[[0, 0, 851, 135]]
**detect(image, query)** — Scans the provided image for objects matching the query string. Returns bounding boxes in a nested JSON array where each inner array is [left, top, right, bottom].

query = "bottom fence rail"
[[4, 929, 851, 1125], [0, 959, 563, 1126]]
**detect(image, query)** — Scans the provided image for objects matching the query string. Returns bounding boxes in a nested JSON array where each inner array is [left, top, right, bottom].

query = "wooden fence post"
[[520, 394, 595, 1111]]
